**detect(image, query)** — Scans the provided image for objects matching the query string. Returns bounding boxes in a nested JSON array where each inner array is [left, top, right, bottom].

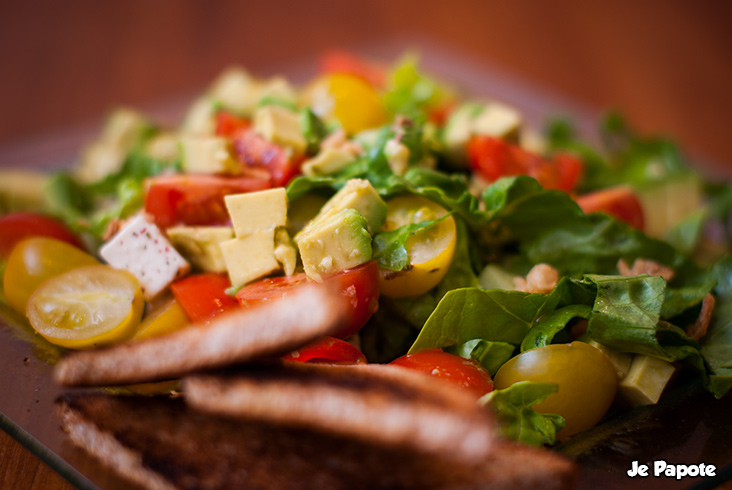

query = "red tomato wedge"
[[215, 111, 251, 138], [319, 50, 386, 89], [575, 186, 645, 231], [468, 136, 583, 193], [283, 336, 368, 365], [171, 273, 240, 324], [236, 261, 380, 339], [230, 129, 303, 188], [0, 212, 84, 258], [390, 349, 494, 398], [144, 174, 270, 228]]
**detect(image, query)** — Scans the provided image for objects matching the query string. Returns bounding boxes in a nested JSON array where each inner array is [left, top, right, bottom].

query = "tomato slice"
[[236, 261, 380, 339], [171, 273, 240, 324], [215, 111, 251, 138], [468, 136, 583, 192], [0, 212, 84, 258], [390, 349, 494, 398], [230, 129, 303, 188], [144, 174, 270, 228], [319, 50, 386, 89], [575, 186, 645, 231], [283, 336, 368, 365]]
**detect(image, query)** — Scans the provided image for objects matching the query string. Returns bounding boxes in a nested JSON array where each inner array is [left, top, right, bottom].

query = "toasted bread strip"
[[54, 283, 348, 387], [57, 392, 577, 490], [184, 362, 496, 463]]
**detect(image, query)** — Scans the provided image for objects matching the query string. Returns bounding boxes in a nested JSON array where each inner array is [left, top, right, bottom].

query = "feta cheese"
[[99, 215, 190, 300]]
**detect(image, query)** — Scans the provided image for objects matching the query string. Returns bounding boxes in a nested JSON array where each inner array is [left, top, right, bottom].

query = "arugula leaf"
[[480, 381, 565, 446], [520, 305, 592, 352], [444, 339, 515, 376], [300, 107, 328, 155], [383, 54, 445, 117], [372, 216, 447, 271]]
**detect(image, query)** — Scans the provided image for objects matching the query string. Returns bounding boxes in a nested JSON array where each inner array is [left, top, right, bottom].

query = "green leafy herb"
[[300, 107, 329, 155], [445, 339, 515, 376], [372, 216, 446, 271], [520, 305, 592, 352]]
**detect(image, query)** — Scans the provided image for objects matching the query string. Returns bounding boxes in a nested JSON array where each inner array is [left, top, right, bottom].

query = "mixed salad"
[[1, 51, 731, 448]]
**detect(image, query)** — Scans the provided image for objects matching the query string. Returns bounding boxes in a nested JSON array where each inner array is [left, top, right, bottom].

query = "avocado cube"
[[588, 340, 633, 380], [295, 208, 372, 281], [224, 188, 288, 238], [180, 96, 217, 136], [619, 355, 676, 406], [301, 147, 356, 177], [166, 226, 234, 273], [312, 179, 387, 234], [253, 105, 307, 154], [274, 228, 298, 276], [179, 136, 239, 175], [209, 67, 259, 116], [472, 102, 522, 142], [220, 229, 279, 286]]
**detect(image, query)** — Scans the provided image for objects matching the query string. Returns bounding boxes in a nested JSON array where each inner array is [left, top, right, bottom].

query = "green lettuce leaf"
[[700, 256, 732, 397], [444, 339, 515, 376], [520, 305, 592, 352], [372, 216, 446, 271]]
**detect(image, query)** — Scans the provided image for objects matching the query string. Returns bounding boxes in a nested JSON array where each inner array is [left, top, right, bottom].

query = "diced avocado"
[[209, 67, 259, 116], [286, 194, 329, 236], [220, 229, 280, 286], [301, 148, 356, 177], [588, 340, 633, 380], [180, 96, 217, 136], [619, 355, 676, 406], [257, 77, 297, 106], [274, 228, 298, 276], [253, 105, 307, 154], [471, 102, 521, 143], [0, 170, 48, 213], [311, 179, 387, 234], [384, 139, 410, 176], [145, 132, 180, 163], [224, 188, 288, 238], [479, 264, 517, 291], [179, 136, 239, 175], [295, 208, 372, 281], [635, 176, 702, 239], [443, 103, 483, 167], [166, 226, 234, 273]]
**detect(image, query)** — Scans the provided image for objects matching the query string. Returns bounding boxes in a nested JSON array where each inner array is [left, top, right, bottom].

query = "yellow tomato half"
[[132, 298, 189, 341], [26, 265, 144, 349], [378, 195, 457, 298]]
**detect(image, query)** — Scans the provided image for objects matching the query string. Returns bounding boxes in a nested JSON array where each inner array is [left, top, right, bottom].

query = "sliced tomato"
[[468, 136, 582, 193], [215, 111, 251, 138], [236, 261, 380, 339], [144, 174, 270, 228], [283, 336, 368, 365], [0, 212, 84, 258], [319, 50, 386, 89], [575, 186, 645, 231], [230, 129, 303, 188], [390, 349, 494, 398], [171, 273, 240, 324]]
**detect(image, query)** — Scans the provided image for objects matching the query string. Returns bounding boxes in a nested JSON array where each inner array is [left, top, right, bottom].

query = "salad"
[[1, 50, 731, 451]]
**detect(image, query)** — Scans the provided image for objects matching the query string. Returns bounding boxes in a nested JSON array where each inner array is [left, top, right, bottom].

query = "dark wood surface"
[[1, 1, 731, 489]]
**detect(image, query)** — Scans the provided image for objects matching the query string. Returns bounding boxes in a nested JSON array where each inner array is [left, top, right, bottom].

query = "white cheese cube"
[[253, 105, 307, 153], [224, 188, 288, 238], [99, 215, 190, 300], [220, 230, 280, 286]]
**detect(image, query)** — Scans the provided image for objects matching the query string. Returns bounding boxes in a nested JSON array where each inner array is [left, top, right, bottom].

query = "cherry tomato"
[[144, 174, 270, 228], [0, 212, 83, 258], [467, 136, 582, 193], [575, 186, 645, 231], [132, 298, 190, 341], [171, 273, 240, 324], [283, 336, 368, 364], [230, 129, 303, 187], [3, 237, 99, 313], [390, 349, 494, 398], [319, 50, 387, 88], [215, 111, 251, 138], [236, 261, 380, 339], [493, 341, 618, 440]]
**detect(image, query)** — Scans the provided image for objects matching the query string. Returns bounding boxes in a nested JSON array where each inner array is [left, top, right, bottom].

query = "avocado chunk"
[[588, 340, 633, 380], [274, 228, 298, 276], [295, 208, 372, 281], [0, 170, 48, 213], [312, 179, 387, 234], [208, 66, 259, 116], [166, 226, 234, 273], [220, 229, 280, 286], [635, 176, 702, 239], [301, 147, 356, 177], [224, 188, 288, 238], [179, 136, 239, 175], [479, 264, 518, 291], [619, 355, 676, 406], [180, 96, 217, 136], [253, 105, 307, 154]]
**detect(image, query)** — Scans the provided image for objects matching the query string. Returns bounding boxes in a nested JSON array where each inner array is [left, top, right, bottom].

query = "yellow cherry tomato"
[[26, 265, 144, 349], [3, 237, 99, 313], [303, 73, 388, 134], [132, 298, 189, 341], [493, 341, 618, 440], [378, 195, 457, 298]]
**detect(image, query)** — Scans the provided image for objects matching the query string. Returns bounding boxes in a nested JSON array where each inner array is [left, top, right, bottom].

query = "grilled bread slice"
[[54, 283, 348, 387], [57, 392, 577, 490], [183, 362, 496, 464]]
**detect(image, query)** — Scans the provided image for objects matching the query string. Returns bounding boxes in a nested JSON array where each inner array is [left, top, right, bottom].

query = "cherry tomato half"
[[575, 186, 645, 231], [215, 111, 251, 138], [283, 336, 368, 365], [0, 212, 83, 258], [236, 261, 380, 339], [171, 273, 240, 324], [144, 174, 270, 229], [230, 129, 303, 187], [390, 349, 494, 398]]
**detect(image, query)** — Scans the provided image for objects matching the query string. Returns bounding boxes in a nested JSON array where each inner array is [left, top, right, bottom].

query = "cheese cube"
[[619, 355, 676, 406], [99, 215, 190, 300], [220, 230, 279, 286], [253, 105, 307, 153], [224, 188, 288, 238]]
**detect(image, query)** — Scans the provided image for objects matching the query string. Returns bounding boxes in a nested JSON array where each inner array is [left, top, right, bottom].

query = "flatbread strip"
[[57, 392, 577, 490], [184, 362, 496, 464], [54, 283, 348, 387]]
